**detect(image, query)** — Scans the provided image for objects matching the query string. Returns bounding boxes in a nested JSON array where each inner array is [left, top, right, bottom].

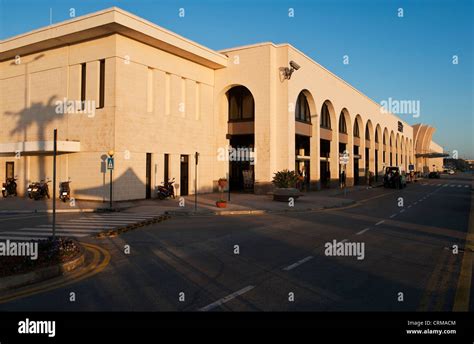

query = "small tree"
[[272, 170, 298, 188]]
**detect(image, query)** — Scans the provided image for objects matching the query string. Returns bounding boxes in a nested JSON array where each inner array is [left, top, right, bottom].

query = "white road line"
[[400, 209, 405, 213], [356, 227, 371, 235], [375, 220, 385, 226], [0, 236, 45, 241], [88, 214, 158, 219], [283, 256, 314, 271], [18, 227, 100, 233], [37, 224, 115, 229], [198, 286, 255, 312], [408, 205, 412, 208], [457, 185, 462, 188], [414, 201, 418, 205], [68, 219, 135, 224], [465, 185, 469, 188], [390, 213, 397, 218], [450, 185, 456, 187], [0, 231, 88, 237], [442, 184, 448, 187]]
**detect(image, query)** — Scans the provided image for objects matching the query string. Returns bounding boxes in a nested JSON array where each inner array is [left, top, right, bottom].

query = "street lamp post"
[[52, 129, 57, 239]]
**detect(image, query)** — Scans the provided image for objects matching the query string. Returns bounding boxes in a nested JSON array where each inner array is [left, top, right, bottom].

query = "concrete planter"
[[0, 250, 85, 292], [273, 188, 302, 202]]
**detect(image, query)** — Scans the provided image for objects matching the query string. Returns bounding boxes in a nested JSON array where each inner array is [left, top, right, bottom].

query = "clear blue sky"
[[1, 0, 472, 158]]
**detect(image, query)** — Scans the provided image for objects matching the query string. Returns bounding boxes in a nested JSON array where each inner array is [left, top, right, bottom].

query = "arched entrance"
[[294, 90, 314, 191], [226, 85, 255, 191]]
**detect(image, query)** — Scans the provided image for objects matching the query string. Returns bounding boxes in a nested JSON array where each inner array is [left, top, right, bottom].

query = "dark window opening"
[[80, 63, 86, 110], [164, 154, 169, 183], [227, 86, 254, 121], [99, 59, 105, 109], [338, 113, 347, 133], [295, 92, 311, 123], [320, 103, 331, 129], [354, 121, 360, 137]]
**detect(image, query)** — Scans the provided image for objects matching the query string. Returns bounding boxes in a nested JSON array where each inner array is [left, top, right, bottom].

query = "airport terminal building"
[[0, 8, 444, 201]]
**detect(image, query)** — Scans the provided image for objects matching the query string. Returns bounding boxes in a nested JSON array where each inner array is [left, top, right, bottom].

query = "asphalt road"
[[1, 173, 472, 311]]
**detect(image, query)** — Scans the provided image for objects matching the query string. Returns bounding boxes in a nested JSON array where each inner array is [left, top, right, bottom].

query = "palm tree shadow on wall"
[[5, 95, 60, 207], [76, 167, 146, 202]]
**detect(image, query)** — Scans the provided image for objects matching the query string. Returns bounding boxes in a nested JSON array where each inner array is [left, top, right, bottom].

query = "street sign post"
[[107, 152, 114, 210], [339, 150, 350, 196]]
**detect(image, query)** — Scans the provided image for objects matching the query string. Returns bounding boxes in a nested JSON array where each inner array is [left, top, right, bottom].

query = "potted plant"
[[272, 169, 302, 202], [216, 178, 228, 208]]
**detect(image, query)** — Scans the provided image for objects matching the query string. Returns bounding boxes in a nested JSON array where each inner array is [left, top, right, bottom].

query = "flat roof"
[[0, 7, 228, 69]]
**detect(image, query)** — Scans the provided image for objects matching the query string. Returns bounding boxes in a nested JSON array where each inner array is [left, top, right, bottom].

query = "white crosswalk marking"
[[457, 185, 462, 188], [465, 185, 470, 188], [0, 213, 161, 241], [450, 185, 456, 187]]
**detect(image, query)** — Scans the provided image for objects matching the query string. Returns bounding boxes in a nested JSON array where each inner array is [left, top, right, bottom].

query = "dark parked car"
[[383, 166, 406, 189], [428, 171, 441, 179]]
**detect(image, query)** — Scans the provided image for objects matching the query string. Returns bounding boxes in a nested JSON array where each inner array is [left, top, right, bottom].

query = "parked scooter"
[[157, 178, 175, 200], [59, 179, 71, 202], [30, 179, 50, 200], [2, 177, 18, 197]]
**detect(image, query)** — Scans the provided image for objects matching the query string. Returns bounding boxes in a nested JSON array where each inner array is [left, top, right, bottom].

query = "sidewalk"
[[0, 184, 378, 216]]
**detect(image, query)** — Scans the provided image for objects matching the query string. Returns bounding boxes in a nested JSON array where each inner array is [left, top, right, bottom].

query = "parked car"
[[448, 169, 455, 175], [383, 166, 406, 189], [428, 171, 441, 179]]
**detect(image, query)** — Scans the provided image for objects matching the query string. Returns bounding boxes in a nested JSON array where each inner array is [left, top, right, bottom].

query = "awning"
[[0, 141, 80, 154]]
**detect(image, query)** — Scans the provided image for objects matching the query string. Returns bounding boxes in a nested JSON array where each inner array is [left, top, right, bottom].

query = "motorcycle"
[[157, 178, 175, 200], [2, 177, 17, 197], [27, 182, 38, 199], [59, 179, 71, 202], [31, 179, 50, 200]]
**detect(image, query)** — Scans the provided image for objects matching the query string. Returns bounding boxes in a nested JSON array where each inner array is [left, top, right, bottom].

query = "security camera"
[[289, 60, 300, 70], [283, 61, 301, 80]]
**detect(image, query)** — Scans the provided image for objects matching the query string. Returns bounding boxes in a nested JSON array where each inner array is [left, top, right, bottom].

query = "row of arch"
[[296, 89, 414, 170]]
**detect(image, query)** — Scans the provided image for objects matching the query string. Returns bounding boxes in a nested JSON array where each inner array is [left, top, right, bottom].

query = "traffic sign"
[[107, 157, 114, 170]]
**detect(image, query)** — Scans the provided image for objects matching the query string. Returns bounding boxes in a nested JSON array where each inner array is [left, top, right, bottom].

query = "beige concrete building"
[[0, 7, 445, 201]]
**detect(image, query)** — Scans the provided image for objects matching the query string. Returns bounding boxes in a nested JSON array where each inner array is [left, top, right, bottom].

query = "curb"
[[96, 214, 171, 238], [0, 249, 85, 293], [162, 200, 357, 217]]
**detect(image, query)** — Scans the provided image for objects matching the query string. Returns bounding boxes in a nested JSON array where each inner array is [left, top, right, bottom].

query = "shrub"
[[272, 169, 298, 188]]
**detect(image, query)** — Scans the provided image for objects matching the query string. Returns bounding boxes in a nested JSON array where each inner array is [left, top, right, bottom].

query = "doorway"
[[180, 155, 189, 196], [146, 153, 152, 199]]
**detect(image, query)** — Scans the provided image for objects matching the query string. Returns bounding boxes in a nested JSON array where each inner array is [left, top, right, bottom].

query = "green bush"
[[272, 169, 298, 188]]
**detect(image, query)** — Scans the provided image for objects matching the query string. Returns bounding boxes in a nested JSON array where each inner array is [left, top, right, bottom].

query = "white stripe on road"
[[0, 231, 88, 237], [88, 214, 158, 219], [375, 220, 385, 226], [356, 227, 371, 235], [400, 209, 405, 213], [198, 286, 255, 312], [37, 224, 116, 229], [457, 185, 462, 188], [408, 205, 412, 208], [283, 256, 314, 271], [450, 185, 456, 187], [69, 219, 136, 224], [465, 185, 470, 188], [390, 213, 397, 218], [0, 235, 46, 241], [18, 227, 100, 233]]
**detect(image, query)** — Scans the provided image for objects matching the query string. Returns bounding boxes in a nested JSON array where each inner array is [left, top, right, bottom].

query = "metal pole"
[[52, 129, 57, 239], [195, 152, 198, 212], [227, 172, 230, 202], [110, 169, 113, 210]]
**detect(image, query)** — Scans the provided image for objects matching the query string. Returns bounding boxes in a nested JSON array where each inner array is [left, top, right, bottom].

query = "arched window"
[[383, 133, 386, 145], [365, 125, 370, 140], [354, 120, 360, 137], [295, 92, 311, 123], [375, 130, 379, 143], [338, 112, 347, 133], [227, 86, 254, 121], [320, 103, 331, 129]]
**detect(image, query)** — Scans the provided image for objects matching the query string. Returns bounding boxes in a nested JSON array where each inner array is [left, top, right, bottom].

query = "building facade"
[[0, 8, 444, 201]]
